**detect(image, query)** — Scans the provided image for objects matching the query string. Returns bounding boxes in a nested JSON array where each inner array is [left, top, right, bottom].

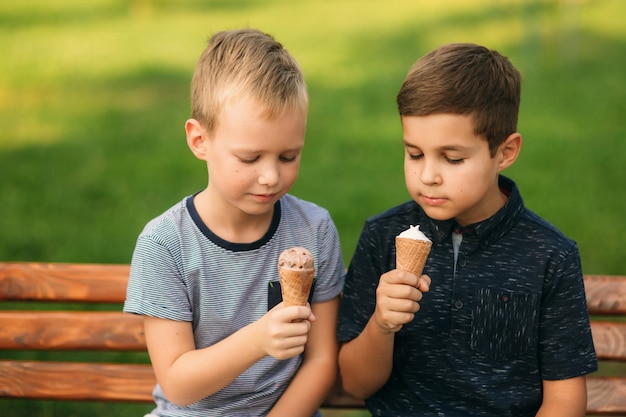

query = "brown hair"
[[190, 28, 308, 133], [397, 43, 521, 155]]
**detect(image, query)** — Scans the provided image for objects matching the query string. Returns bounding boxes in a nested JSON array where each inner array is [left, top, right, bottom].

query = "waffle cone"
[[279, 267, 315, 306], [395, 236, 432, 276]]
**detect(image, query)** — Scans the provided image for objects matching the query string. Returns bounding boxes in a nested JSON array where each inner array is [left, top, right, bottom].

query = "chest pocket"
[[470, 288, 539, 360]]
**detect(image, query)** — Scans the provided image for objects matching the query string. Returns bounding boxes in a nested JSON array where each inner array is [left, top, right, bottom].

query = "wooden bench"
[[0, 262, 625, 415]]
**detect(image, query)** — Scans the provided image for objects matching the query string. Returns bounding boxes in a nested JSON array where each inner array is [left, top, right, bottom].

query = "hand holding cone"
[[278, 247, 315, 306]]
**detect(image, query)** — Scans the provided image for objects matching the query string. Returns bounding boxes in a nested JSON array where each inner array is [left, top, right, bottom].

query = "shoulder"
[[502, 205, 583, 283], [135, 196, 194, 247], [505, 176, 576, 250], [518, 208, 577, 252]]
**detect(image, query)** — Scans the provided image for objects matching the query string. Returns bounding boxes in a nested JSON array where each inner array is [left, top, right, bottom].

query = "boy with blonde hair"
[[338, 43, 596, 416], [125, 28, 344, 417]]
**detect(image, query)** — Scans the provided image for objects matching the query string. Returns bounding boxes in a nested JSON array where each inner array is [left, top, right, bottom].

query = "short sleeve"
[[538, 244, 597, 379], [312, 214, 345, 303], [123, 234, 193, 322], [337, 221, 387, 343]]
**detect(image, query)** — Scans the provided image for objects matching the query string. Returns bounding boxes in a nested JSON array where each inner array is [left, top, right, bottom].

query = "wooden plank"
[[0, 262, 129, 303], [584, 275, 626, 315], [0, 311, 145, 350], [591, 321, 626, 362], [587, 376, 626, 415], [0, 360, 155, 402]]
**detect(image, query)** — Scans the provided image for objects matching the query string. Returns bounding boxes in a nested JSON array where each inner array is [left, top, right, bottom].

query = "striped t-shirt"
[[124, 193, 345, 417]]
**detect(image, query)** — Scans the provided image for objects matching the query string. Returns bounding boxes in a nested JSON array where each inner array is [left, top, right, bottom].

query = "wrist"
[[243, 319, 270, 359], [370, 313, 401, 335]]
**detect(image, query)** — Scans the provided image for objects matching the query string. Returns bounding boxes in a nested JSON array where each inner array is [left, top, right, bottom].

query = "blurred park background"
[[1, 0, 624, 415]]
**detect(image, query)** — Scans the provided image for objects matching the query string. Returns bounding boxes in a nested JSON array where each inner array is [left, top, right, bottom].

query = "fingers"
[[374, 297, 419, 331], [293, 303, 316, 323], [418, 274, 431, 292], [383, 270, 431, 295], [379, 270, 424, 301], [261, 304, 314, 360], [373, 270, 429, 333], [266, 324, 310, 360], [271, 303, 316, 323], [384, 269, 421, 287]]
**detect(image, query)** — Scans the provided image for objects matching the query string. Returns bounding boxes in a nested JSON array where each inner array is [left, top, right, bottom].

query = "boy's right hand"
[[256, 303, 316, 360], [373, 270, 430, 333]]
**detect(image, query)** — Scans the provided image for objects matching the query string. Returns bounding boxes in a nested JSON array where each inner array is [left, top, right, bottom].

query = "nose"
[[420, 157, 441, 185], [258, 161, 279, 187]]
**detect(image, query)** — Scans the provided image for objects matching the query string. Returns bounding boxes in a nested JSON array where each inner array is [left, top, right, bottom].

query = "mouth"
[[251, 193, 278, 203], [420, 194, 447, 206]]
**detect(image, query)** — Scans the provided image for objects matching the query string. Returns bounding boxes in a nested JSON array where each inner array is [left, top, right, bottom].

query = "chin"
[[419, 206, 455, 222], [242, 203, 276, 217]]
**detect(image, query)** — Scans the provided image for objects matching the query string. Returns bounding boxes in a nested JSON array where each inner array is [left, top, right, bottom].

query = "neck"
[[193, 190, 274, 243]]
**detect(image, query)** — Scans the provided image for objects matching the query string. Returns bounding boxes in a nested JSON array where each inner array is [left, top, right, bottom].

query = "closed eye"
[[408, 153, 463, 164], [445, 156, 464, 164], [240, 156, 260, 163], [279, 155, 299, 162]]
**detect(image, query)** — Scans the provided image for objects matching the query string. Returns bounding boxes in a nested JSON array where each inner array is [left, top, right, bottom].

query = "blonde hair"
[[190, 28, 308, 133]]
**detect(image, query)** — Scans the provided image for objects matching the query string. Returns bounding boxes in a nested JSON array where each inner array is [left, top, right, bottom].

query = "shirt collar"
[[424, 175, 524, 247]]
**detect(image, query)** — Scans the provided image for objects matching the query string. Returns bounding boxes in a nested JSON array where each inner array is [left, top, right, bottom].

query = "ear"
[[497, 132, 522, 172], [185, 118, 209, 161]]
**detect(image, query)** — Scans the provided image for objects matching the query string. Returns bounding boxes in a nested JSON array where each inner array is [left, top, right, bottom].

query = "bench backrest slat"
[[584, 275, 626, 315], [0, 311, 145, 350], [0, 262, 129, 303], [0, 360, 155, 402], [590, 321, 626, 362], [586, 377, 626, 415]]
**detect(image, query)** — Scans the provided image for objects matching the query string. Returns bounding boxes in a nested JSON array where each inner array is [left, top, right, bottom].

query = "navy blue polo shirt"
[[337, 176, 597, 417]]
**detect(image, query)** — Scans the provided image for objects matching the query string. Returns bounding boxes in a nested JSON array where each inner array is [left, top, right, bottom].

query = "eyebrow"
[[438, 145, 467, 152], [403, 141, 468, 152], [232, 146, 303, 154]]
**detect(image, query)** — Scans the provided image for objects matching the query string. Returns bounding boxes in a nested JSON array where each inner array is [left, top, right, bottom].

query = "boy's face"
[[204, 98, 306, 218], [402, 113, 510, 226]]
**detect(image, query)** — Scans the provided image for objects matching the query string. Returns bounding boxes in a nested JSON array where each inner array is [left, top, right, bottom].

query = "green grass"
[[1, 0, 625, 415]]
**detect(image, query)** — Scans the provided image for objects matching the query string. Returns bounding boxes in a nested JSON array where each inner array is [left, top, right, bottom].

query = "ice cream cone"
[[395, 236, 432, 276], [279, 267, 315, 306], [278, 247, 315, 306]]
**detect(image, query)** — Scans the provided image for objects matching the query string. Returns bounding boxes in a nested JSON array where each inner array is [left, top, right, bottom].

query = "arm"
[[338, 271, 430, 399], [535, 247, 594, 417], [144, 303, 315, 406], [268, 297, 340, 417], [535, 377, 587, 417]]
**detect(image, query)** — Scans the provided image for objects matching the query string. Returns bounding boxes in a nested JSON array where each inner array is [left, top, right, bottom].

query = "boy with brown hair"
[[337, 43, 597, 416], [124, 28, 344, 416]]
